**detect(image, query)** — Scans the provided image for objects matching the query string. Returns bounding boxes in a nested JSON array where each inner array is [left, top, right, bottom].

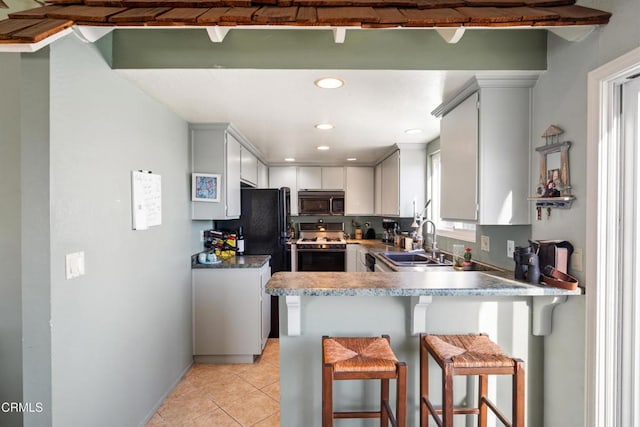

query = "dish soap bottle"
[[236, 226, 245, 256]]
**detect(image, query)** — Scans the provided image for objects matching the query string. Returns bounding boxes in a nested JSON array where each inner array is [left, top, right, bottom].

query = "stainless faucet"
[[423, 220, 438, 257]]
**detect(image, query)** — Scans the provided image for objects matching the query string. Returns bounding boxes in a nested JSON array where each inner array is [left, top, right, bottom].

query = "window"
[[428, 150, 476, 242]]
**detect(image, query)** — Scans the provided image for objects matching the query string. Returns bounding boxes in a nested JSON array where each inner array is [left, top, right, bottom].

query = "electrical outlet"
[[571, 248, 583, 272], [507, 240, 515, 259], [481, 235, 490, 252], [200, 230, 205, 242]]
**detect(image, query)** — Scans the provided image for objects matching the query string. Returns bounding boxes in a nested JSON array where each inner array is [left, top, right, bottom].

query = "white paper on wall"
[[131, 170, 162, 230]]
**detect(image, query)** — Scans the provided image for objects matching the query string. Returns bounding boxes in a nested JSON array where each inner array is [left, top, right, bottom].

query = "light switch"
[[571, 248, 583, 272], [65, 251, 85, 280], [507, 240, 515, 258]]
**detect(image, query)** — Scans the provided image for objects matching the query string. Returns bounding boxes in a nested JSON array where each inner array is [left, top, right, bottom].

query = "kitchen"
[[0, 0, 635, 426]]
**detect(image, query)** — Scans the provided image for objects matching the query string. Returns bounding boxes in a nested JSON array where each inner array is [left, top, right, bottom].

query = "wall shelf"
[[528, 196, 575, 209]]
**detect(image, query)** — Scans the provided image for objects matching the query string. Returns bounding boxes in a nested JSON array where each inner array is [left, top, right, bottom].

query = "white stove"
[[293, 222, 346, 271]]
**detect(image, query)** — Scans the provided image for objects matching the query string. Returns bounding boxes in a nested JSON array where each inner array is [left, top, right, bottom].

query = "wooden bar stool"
[[322, 335, 407, 427], [419, 334, 525, 427]]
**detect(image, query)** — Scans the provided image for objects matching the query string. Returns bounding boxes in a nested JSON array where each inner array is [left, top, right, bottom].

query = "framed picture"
[[192, 173, 221, 202]]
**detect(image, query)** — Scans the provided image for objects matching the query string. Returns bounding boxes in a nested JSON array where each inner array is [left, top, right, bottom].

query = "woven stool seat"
[[420, 334, 525, 427], [324, 337, 398, 373], [424, 334, 516, 369], [323, 335, 406, 427]]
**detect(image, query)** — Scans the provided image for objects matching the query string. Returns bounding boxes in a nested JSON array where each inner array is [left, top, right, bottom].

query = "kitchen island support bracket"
[[411, 295, 433, 335], [285, 296, 301, 336], [532, 295, 569, 336]]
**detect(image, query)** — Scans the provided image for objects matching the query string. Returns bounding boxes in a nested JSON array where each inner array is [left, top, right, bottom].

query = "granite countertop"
[[265, 271, 582, 297], [191, 252, 270, 269]]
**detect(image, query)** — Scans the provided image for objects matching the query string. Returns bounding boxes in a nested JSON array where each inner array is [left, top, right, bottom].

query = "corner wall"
[[47, 35, 198, 426], [531, 1, 640, 425], [0, 53, 24, 427]]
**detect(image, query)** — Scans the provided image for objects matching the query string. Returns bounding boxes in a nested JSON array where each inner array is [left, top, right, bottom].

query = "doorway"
[[586, 46, 640, 427]]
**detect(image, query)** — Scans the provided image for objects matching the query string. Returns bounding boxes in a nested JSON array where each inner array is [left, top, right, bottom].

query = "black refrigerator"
[[215, 187, 290, 337]]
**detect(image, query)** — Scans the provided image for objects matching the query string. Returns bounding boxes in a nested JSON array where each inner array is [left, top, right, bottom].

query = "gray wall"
[[0, 53, 24, 427], [43, 35, 197, 426], [531, 0, 639, 425]]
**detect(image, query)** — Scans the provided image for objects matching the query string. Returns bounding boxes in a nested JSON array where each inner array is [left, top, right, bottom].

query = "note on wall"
[[131, 170, 162, 230]]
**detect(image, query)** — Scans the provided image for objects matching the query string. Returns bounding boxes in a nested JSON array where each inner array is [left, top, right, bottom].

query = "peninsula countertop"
[[265, 270, 582, 297]]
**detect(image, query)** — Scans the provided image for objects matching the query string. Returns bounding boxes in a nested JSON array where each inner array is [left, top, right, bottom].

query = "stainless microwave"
[[298, 191, 345, 216]]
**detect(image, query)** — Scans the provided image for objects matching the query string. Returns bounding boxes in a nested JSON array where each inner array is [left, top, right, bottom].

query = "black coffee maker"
[[514, 245, 541, 284]]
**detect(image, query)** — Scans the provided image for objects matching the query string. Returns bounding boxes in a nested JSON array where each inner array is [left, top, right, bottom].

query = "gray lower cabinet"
[[192, 264, 271, 363]]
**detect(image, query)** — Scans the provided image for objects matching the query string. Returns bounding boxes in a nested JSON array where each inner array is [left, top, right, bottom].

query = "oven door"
[[297, 250, 345, 272]]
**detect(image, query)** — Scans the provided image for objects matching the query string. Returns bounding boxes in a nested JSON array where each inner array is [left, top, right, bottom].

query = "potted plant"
[[462, 247, 474, 270]]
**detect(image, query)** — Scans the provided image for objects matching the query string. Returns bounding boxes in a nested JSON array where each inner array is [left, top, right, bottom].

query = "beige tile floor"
[[147, 339, 280, 427]]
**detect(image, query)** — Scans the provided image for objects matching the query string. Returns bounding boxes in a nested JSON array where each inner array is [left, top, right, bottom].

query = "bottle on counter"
[[236, 226, 245, 256]]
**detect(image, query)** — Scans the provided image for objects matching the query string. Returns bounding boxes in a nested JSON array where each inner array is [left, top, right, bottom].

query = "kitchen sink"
[[379, 252, 452, 267]]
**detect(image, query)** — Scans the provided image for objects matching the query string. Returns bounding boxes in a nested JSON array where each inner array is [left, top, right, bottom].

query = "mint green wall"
[[109, 28, 547, 70], [45, 36, 198, 426], [0, 53, 23, 427], [531, 1, 638, 425]]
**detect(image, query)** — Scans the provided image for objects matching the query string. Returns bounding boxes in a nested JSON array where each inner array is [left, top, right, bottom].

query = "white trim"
[[435, 27, 466, 44], [586, 45, 640, 427]]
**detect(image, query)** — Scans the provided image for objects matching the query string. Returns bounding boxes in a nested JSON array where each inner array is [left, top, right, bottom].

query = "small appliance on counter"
[[513, 245, 540, 284], [381, 219, 398, 243]]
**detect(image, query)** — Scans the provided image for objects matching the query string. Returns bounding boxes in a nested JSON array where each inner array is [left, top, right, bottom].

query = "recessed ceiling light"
[[315, 123, 334, 130], [317, 145, 330, 151], [314, 77, 344, 89], [284, 157, 295, 162], [346, 158, 357, 161], [405, 128, 423, 135]]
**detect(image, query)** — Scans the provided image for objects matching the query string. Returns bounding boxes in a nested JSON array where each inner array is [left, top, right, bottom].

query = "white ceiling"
[[118, 68, 481, 165]]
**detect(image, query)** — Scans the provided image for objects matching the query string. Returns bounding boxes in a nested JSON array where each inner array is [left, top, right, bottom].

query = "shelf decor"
[[528, 125, 575, 216], [192, 173, 221, 202]]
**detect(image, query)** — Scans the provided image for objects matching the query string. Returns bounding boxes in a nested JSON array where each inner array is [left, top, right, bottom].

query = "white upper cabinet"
[[321, 167, 344, 190], [240, 146, 258, 187], [257, 161, 269, 189], [345, 167, 374, 215], [433, 76, 536, 225], [191, 124, 242, 220], [269, 166, 298, 215], [378, 145, 426, 217], [297, 167, 344, 190], [297, 167, 322, 190]]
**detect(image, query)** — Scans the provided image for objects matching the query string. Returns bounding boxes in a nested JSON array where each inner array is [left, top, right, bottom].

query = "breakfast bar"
[[266, 271, 581, 427]]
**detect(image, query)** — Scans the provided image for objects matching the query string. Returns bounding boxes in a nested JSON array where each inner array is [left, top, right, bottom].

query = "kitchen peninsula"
[[266, 271, 581, 427]]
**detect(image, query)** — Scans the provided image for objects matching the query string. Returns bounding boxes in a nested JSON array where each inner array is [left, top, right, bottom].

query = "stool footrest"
[[481, 396, 511, 427], [334, 411, 380, 419]]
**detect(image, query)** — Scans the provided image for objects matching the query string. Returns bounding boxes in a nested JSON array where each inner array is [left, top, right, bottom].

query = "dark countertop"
[[191, 252, 271, 269]]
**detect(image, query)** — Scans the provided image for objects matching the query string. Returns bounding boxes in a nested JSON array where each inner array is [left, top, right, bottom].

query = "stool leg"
[[397, 362, 407, 427], [513, 361, 525, 427], [420, 337, 429, 427], [322, 363, 333, 427], [381, 378, 390, 426], [442, 363, 454, 427], [478, 374, 488, 427]]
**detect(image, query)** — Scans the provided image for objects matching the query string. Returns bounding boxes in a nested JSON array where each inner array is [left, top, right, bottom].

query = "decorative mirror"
[[529, 125, 575, 215]]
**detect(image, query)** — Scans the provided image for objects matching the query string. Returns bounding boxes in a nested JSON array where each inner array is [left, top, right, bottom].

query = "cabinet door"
[[240, 146, 258, 187], [440, 92, 478, 221], [322, 167, 344, 190], [346, 244, 358, 272], [257, 161, 269, 188], [226, 133, 242, 218], [269, 167, 298, 215], [297, 167, 322, 190], [193, 269, 261, 356], [260, 265, 272, 349], [381, 151, 400, 216], [374, 163, 382, 215], [345, 167, 374, 215]]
